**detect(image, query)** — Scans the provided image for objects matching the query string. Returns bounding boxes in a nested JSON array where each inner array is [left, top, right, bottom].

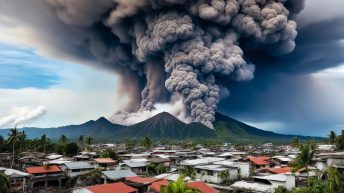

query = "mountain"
[[0, 112, 322, 143]]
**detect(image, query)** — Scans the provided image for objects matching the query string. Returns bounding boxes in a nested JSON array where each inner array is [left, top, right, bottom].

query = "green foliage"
[[292, 142, 316, 173], [291, 137, 300, 147], [275, 186, 288, 193], [335, 130, 344, 150], [218, 170, 230, 184], [328, 131, 336, 144], [8, 127, 19, 168], [65, 143, 78, 156], [160, 175, 200, 193], [86, 136, 93, 151], [0, 172, 10, 193], [142, 136, 152, 150], [181, 165, 195, 180], [100, 148, 119, 160], [148, 163, 169, 175], [59, 134, 68, 145]]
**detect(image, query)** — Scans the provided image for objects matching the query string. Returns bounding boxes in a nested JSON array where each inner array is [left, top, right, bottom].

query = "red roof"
[[26, 165, 61, 174], [247, 156, 270, 165], [87, 182, 137, 193], [126, 176, 160, 185], [269, 167, 291, 174], [94, 158, 116, 164], [149, 179, 169, 192], [188, 181, 218, 193]]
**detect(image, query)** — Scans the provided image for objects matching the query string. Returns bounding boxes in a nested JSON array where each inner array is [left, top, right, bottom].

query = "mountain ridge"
[[0, 112, 322, 143]]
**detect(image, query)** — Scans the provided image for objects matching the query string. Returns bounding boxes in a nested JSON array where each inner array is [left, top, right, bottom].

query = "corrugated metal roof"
[[63, 162, 94, 170], [87, 182, 137, 193], [122, 160, 148, 168], [26, 165, 61, 174], [188, 181, 219, 193], [94, 158, 116, 164], [101, 170, 137, 180]]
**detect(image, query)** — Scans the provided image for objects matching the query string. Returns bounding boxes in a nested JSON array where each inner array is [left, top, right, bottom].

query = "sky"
[[0, 0, 344, 137]]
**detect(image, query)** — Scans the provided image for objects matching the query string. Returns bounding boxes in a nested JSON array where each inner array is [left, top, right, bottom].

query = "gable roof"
[[126, 176, 160, 185], [122, 160, 148, 168], [94, 158, 116, 164], [63, 162, 94, 170], [269, 167, 291, 174], [188, 181, 219, 193], [149, 179, 169, 192], [87, 182, 137, 193], [247, 156, 270, 165], [101, 170, 137, 180], [26, 165, 61, 174]]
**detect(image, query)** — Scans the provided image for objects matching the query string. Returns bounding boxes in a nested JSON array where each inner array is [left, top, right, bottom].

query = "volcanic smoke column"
[[46, 0, 303, 128]]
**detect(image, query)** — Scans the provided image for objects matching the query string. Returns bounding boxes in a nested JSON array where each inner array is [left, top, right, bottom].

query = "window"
[[207, 170, 214, 176], [196, 169, 201, 173]]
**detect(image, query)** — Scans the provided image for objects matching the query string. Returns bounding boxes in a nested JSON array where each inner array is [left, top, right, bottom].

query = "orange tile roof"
[[149, 179, 169, 192], [188, 181, 218, 193], [126, 176, 160, 185], [248, 156, 270, 165], [94, 158, 116, 164], [26, 165, 61, 174], [87, 182, 137, 193], [269, 167, 291, 174]]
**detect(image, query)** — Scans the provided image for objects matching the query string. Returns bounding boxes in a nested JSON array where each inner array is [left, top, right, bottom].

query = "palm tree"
[[160, 175, 200, 193], [18, 131, 27, 153], [325, 167, 344, 193], [40, 134, 50, 154], [142, 136, 152, 150], [328, 131, 337, 144], [291, 137, 300, 147], [59, 134, 68, 145], [86, 136, 93, 151], [0, 172, 10, 193], [78, 135, 84, 150], [8, 127, 19, 168], [181, 165, 195, 180], [218, 170, 230, 184], [292, 142, 316, 184]]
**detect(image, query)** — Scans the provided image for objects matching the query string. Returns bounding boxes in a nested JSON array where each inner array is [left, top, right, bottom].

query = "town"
[[1, 130, 344, 193]]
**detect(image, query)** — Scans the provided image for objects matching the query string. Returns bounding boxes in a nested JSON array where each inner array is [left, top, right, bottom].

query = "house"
[[155, 173, 191, 182], [268, 167, 292, 174], [73, 182, 137, 193], [271, 156, 292, 166], [148, 179, 169, 192], [214, 160, 250, 178], [194, 164, 238, 183], [314, 152, 344, 171], [125, 176, 161, 193], [246, 156, 271, 171], [94, 158, 116, 170], [0, 167, 31, 192], [317, 144, 336, 151], [231, 173, 296, 192], [180, 157, 225, 166], [61, 162, 94, 177], [121, 160, 149, 175], [101, 170, 137, 183], [25, 165, 65, 189], [148, 157, 171, 167], [188, 181, 219, 193]]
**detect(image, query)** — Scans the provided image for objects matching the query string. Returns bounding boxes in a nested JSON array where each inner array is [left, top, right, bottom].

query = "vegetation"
[[181, 165, 195, 180], [328, 130, 336, 144], [160, 175, 200, 193], [100, 148, 119, 160], [142, 136, 152, 150], [7, 127, 19, 168], [291, 137, 300, 147], [218, 170, 230, 184], [0, 172, 10, 193], [148, 163, 169, 175], [335, 130, 344, 150], [292, 142, 316, 181], [85, 136, 93, 151], [65, 143, 78, 157]]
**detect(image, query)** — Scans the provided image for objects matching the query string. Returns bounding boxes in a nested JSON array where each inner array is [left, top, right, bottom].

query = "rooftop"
[[26, 165, 61, 174], [101, 170, 137, 180], [247, 156, 270, 165], [126, 176, 160, 185], [149, 179, 169, 192], [188, 181, 219, 193], [268, 167, 292, 174], [94, 158, 116, 164], [63, 162, 94, 170], [85, 182, 137, 193]]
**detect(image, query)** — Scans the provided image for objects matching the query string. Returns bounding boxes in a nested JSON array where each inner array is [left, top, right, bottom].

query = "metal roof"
[[101, 170, 137, 180], [63, 162, 94, 170], [122, 160, 148, 168], [231, 181, 274, 193]]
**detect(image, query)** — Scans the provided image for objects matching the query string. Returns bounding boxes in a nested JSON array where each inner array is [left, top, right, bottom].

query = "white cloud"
[[0, 106, 47, 128]]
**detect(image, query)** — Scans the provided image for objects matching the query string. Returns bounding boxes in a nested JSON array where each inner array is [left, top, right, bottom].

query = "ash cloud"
[[0, 0, 305, 128]]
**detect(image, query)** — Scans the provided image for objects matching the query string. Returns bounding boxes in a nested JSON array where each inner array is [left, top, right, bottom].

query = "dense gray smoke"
[[41, 0, 304, 128]]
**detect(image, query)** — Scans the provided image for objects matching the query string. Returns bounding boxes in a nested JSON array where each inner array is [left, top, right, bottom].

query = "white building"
[[61, 162, 94, 177], [194, 164, 238, 184], [214, 160, 250, 178], [120, 160, 149, 174]]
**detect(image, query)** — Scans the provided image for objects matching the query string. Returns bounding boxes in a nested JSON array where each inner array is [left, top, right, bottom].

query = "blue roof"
[[63, 162, 94, 170], [101, 170, 137, 180]]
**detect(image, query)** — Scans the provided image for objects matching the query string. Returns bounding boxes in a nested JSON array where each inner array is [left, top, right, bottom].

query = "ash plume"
[[0, 106, 47, 128], [1, 0, 305, 128]]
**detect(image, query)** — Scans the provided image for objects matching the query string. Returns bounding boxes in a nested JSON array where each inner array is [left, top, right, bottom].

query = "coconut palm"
[[18, 131, 27, 153], [218, 170, 230, 184], [160, 175, 200, 193], [59, 134, 68, 145], [8, 127, 19, 168], [328, 131, 337, 144], [86, 136, 93, 151], [325, 167, 344, 193], [181, 165, 195, 180], [292, 142, 316, 184], [0, 172, 10, 193], [78, 135, 84, 150], [40, 134, 50, 154], [142, 136, 152, 150]]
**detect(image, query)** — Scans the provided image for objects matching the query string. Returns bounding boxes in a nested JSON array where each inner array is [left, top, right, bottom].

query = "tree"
[[100, 148, 119, 160], [181, 165, 195, 180], [0, 172, 10, 193], [335, 130, 344, 150], [59, 134, 68, 145], [8, 127, 19, 168], [274, 186, 288, 193], [142, 136, 152, 150], [160, 175, 200, 193], [40, 134, 50, 154], [325, 167, 344, 193], [86, 136, 93, 151], [65, 143, 78, 157], [291, 137, 300, 147], [218, 170, 230, 184], [78, 135, 84, 150], [292, 142, 316, 184], [18, 131, 27, 153], [328, 131, 337, 144]]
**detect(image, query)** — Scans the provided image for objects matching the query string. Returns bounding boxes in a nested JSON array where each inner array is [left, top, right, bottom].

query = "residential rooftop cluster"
[[1, 136, 344, 193]]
